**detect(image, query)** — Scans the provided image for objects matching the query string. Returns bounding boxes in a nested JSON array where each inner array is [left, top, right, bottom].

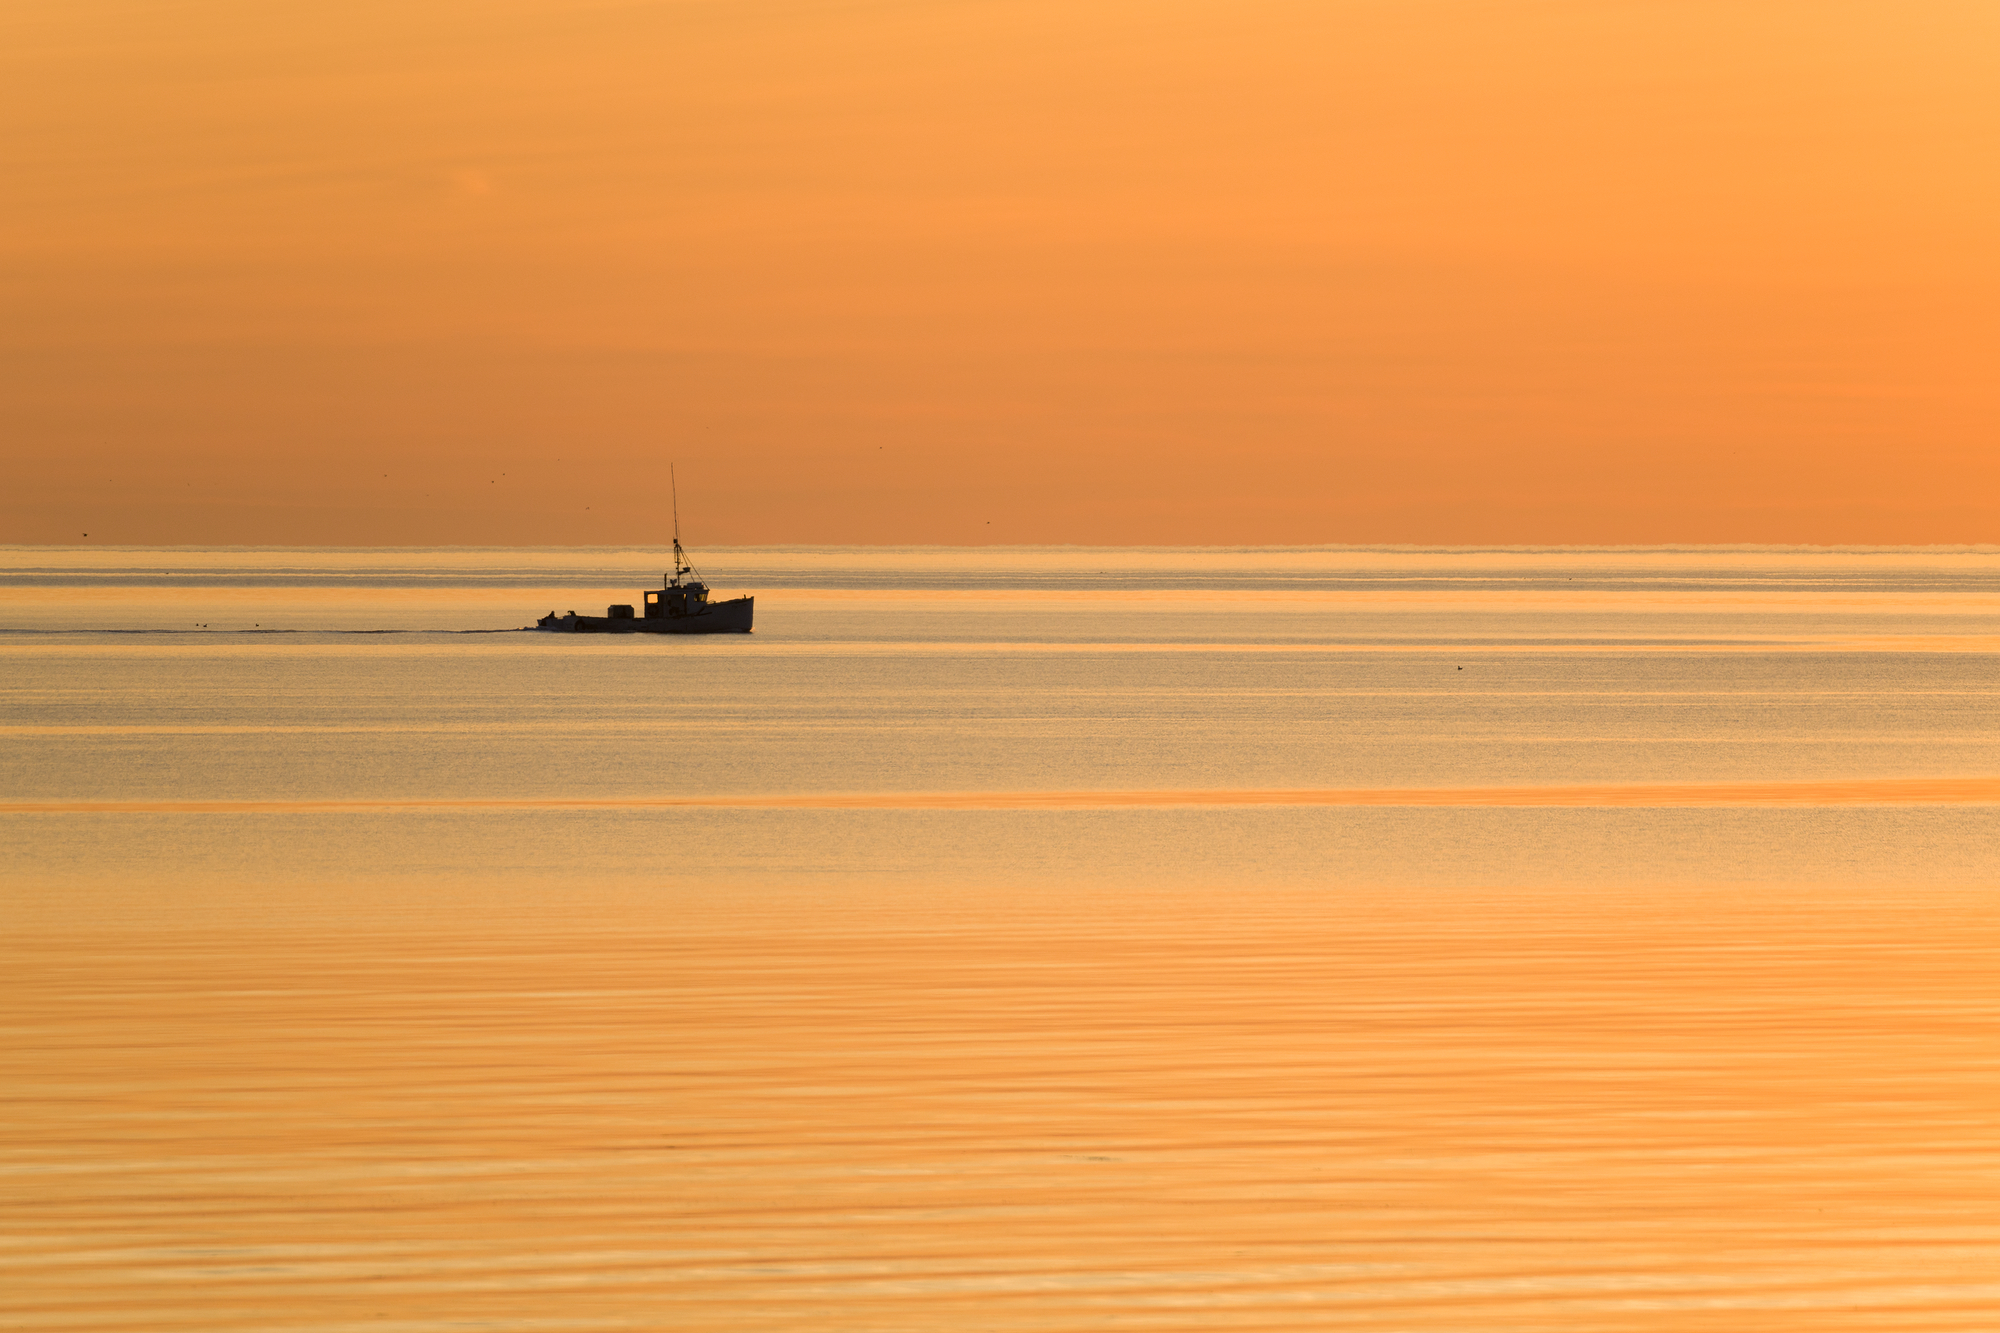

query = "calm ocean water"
[[6, 546, 2000, 1330]]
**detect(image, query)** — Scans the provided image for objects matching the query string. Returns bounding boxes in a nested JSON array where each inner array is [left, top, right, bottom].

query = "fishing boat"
[[532, 477, 753, 634]]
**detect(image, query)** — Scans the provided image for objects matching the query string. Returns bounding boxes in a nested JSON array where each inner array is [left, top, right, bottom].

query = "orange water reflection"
[[9, 776, 1999, 814], [10, 892, 2000, 1330]]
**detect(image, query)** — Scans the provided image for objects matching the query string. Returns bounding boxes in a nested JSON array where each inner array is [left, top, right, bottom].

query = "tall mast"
[[670, 463, 688, 580]]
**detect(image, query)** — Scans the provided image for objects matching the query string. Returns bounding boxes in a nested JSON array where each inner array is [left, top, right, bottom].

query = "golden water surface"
[[10, 890, 2000, 1331], [6, 547, 2000, 1328]]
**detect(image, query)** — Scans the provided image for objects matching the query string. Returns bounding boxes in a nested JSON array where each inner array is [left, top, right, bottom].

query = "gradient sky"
[[7, 1, 1997, 545]]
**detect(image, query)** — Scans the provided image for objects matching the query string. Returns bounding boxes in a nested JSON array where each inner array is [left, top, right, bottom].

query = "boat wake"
[[0, 628, 533, 635]]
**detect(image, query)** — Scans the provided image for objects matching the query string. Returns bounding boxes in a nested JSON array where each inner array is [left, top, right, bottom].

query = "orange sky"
[[6, 1, 1997, 545]]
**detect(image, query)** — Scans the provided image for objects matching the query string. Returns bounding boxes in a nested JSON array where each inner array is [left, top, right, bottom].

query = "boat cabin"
[[645, 579, 709, 619]]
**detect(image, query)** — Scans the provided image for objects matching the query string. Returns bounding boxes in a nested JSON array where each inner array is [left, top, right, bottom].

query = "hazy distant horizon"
[[14, 541, 2000, 554]]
